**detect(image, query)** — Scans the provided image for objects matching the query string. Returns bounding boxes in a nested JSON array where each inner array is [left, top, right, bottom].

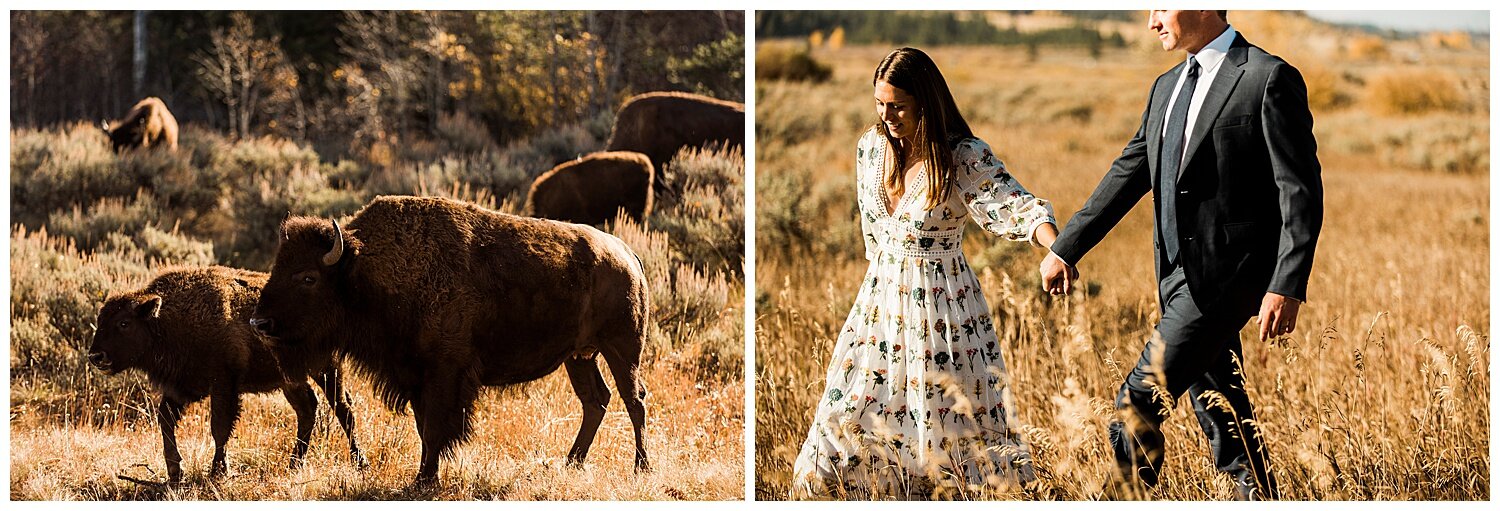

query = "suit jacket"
[[1051, 35, 1322, 315]]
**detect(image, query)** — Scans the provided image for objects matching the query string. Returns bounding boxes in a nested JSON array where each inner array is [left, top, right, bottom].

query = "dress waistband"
[[872, 219, 964, 259]]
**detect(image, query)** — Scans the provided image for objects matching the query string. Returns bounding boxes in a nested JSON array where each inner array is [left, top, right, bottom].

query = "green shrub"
[[650, 146, 745, 277], [435, 111, 497, 154], [1367, 71, 1467, 115], [11, 123, 145, 227], [609, 214, 740, 382], [46, 192, 161, 251], [210, 135, 324, 181], [228, 167, 367, 269], [755, 45, 831, 83], [669, 33, 746, 102], [500, 122, 604, 178], [754, 165, 862, 261], [134, 225, 216, 266], [10, 227, 157, 424]]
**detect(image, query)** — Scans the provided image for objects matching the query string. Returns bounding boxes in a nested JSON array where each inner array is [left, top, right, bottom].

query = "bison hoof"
[[352, 451, 371, 470]]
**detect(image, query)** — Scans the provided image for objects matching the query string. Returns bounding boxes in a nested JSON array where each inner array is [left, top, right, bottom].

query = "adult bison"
[[605, 91, 744, 172], [88, 266, 366, 483], [99, 96, 179, 153], [526, 151, 654, 225], [251, 196, 651, 483]]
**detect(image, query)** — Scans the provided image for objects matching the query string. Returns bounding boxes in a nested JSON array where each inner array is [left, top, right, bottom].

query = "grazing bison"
[[88, 266, 367, 483], [99, 97, 179, 153], [251, 196, 651, 483], [526, 151, 655, 225], [605, 91, 744, 173]]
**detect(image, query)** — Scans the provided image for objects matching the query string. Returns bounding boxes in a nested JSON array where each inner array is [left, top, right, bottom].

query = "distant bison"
[[88, 267, 366, 483], [526, 151, 655, 225], [251, 196, 651, 483], [99, 97, 179, 153], [605, 91, 744, 172]]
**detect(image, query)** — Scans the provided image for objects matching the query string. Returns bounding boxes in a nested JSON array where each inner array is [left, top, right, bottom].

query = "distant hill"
[[756, 11, 1485, 52], [754, 11, 1126, 48]]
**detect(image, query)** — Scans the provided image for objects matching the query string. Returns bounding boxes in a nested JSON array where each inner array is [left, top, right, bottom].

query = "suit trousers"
[[1109, 262, 1277, 496]]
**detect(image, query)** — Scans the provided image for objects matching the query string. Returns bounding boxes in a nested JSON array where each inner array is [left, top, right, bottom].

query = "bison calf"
[[605, 91, 744, 174], [252, 196, 651, 483], [99, 97, 179, 153], [88, 266, 366, 482], [526, 151, 654, 225]]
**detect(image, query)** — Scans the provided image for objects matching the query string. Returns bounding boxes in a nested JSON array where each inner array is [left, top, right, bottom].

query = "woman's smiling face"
[[875, 81, 919, 140]]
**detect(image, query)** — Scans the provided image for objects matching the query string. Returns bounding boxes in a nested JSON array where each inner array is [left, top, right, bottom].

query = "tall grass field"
[[755, 11, 1488, 500]]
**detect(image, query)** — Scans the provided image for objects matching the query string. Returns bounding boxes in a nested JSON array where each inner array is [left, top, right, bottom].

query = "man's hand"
[[1255, 292, 1301, 341], [1039, 251, 1079, 295]]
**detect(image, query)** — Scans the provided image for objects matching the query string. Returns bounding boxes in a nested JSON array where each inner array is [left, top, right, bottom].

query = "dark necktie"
[[1160, 56, 1199, 265]]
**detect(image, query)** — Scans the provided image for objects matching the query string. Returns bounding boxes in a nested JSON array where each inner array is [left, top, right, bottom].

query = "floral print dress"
[[791, 128, 1055, 497]]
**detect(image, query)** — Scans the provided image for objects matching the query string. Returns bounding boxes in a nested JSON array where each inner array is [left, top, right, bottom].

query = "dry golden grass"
[[755, 38, 1488, 500], [11, 360, 742, 500]]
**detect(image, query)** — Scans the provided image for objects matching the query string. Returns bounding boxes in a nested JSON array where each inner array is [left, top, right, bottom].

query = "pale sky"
[[1304, 10, 1488, 33]]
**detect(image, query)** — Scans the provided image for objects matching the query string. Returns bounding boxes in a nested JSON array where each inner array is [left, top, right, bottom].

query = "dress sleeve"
[[856, 131, 879, 260], [953, 138, 1055, 246]]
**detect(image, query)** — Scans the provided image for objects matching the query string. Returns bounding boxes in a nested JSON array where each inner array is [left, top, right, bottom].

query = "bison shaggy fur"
[[100, 96, 179, 153], [526, 151, 655, 225], [252, 195, 651, 482], [88, 266, 366, 482], [605, 91, 744, 173]]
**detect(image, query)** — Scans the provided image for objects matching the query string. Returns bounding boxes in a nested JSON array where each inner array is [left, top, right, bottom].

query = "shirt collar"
[[1188, 25, 1237, 71]]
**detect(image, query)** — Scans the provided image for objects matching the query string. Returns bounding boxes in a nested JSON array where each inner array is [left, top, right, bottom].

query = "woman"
[[790, 47, 1060, 498]]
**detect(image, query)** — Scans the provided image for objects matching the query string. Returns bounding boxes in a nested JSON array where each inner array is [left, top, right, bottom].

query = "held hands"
[[1039, 251, 1079, 296], [1255, 292, 1301, 341]]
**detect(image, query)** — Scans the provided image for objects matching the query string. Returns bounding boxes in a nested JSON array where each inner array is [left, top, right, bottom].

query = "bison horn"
[[99, 119, 111, 133], [322, 220, 345, 266]]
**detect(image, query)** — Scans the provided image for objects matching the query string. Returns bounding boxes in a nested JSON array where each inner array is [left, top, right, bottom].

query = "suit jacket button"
[[1183, 237, 1194, 242], [1178, 190, 1190, 195]]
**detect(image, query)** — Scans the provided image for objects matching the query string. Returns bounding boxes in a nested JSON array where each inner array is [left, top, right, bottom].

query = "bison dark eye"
[[301, 275, 317, 286], [118, 320, 128, 329]]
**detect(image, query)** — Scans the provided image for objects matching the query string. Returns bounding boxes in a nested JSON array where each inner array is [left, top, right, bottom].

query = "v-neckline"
[[877, 141, 926, 218]]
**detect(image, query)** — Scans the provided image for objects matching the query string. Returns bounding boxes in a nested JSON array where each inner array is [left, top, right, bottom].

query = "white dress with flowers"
[[790, 128, 1054, 497]]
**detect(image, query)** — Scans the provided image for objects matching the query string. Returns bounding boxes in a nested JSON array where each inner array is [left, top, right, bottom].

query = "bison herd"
[[83, 90, 742, 484], [526, 91, 744, 225]]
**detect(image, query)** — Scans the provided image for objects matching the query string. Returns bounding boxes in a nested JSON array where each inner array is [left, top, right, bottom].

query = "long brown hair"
[[873, 47, 973, 211]]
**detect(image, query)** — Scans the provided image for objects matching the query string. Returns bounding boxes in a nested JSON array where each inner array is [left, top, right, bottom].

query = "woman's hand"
[[1034, 222, 1060, 249]]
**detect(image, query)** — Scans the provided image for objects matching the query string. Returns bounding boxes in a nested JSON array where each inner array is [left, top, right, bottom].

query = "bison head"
[[88, 293, 163, 374], [252, 216, 359, 346]]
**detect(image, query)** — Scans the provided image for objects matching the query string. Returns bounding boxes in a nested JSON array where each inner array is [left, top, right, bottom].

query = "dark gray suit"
[[1050, 34, 1322, 497]]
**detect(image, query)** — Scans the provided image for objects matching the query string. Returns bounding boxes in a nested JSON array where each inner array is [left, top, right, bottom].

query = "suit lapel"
[[1178, 35, 1250, 183], [1146, 64, 1181, 186]]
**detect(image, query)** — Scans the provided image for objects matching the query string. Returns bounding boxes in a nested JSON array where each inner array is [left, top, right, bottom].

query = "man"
[[1039, 10, 1322, 500]]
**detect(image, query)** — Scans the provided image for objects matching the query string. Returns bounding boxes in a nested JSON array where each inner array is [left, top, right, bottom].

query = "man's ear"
[[135, 295, 163, 319]]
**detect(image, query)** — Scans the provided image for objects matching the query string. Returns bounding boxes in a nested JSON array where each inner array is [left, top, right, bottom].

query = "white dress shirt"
[[1161, 25, 1238, 173]]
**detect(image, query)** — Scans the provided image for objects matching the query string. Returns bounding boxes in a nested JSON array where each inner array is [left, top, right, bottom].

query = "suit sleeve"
[[1049, 82, 1156, 265], [1261, 62, 1323, 302]]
